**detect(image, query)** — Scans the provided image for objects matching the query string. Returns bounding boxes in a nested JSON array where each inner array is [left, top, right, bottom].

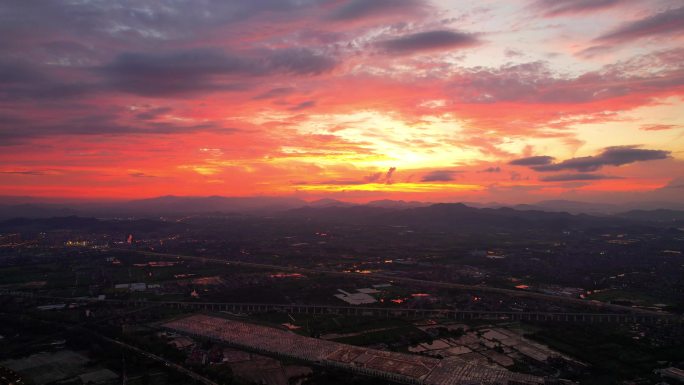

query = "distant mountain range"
[[279, 203, 667, 231], [2, 202, 683, 235], [0, 196, 682, 225], [0, 196, 306, 219], [465, 199, 684, 215]]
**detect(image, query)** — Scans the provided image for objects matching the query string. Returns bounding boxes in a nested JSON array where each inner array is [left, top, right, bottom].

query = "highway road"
[[1, 291, 679, 323], [126, 249, 669, 316]]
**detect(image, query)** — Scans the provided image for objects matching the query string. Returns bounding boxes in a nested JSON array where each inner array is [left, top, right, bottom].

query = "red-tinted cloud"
[[0, 0, 682, 203]]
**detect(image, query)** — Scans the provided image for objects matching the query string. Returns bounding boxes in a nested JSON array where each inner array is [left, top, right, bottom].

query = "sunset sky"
[[1, 0, 683, 203]]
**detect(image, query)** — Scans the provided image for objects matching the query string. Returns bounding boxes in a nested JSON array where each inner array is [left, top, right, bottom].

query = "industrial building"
[[164, 315, 565, 385]]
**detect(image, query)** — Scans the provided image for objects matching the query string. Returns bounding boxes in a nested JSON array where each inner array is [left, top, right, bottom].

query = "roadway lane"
[[126, 249, 668, 316], [1, 291, 679, 323]]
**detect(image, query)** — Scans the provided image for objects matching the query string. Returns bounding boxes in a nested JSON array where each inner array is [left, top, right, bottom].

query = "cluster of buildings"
[[410, 324, 585, 372], [159, 331, 313, 385], [113, 282, 160, 291], [163, 315, 569, 385], [334, 288, 380, 305]]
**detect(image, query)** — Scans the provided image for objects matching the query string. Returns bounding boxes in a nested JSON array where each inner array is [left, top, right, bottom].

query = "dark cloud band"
[[531, 146, 670, 172], [376, 30, 480, 54], [421, 170, 459, 182]]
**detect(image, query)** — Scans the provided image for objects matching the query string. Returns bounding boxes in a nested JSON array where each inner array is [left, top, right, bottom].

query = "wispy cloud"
[[509, 156, 555, 166], [532, 0, 632, 17], [595, 6, 684, 43], [539, 173, 620, 182]]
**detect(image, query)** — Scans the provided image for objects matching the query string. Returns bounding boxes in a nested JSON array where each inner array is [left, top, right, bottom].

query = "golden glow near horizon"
[[295, 182, 484, 193]]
